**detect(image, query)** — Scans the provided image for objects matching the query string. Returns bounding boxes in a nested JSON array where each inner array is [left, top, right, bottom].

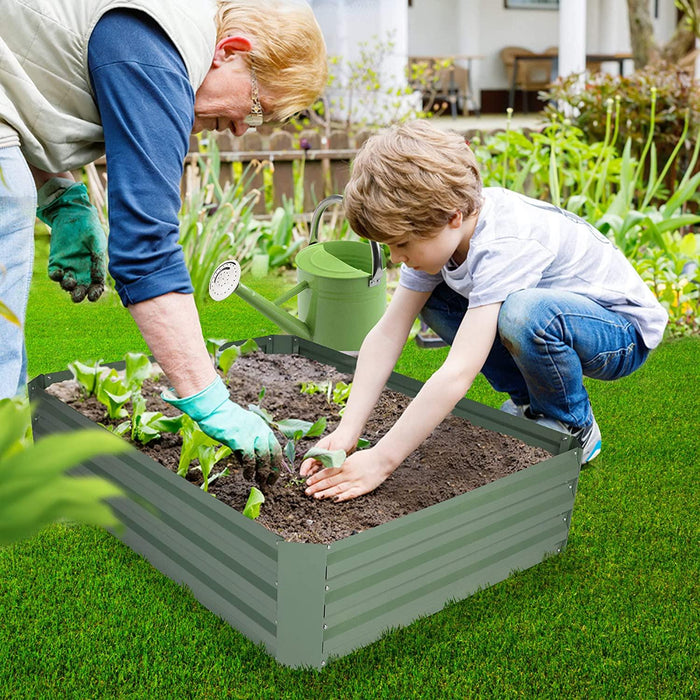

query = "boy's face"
[[387, 215, 465, 274]]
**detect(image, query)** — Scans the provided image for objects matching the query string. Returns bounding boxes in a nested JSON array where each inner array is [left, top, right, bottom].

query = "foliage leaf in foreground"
[[0, 398, 128, 545]]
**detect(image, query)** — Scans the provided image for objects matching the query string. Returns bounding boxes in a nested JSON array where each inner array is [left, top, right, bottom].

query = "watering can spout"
[[208, 259, 312, 339]]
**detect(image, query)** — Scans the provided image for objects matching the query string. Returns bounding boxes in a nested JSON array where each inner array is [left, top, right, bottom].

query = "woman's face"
[[192, 36, 270, 136]]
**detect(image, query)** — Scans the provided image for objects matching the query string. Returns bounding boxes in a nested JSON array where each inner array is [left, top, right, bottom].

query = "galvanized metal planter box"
[[29, 335, 581, 669]]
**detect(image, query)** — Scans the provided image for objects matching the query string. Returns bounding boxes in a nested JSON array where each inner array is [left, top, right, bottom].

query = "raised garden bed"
[[29, 335, 581, 668]]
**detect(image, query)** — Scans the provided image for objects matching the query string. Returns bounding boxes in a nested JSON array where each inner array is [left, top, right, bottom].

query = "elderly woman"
[[0, 0, 327, 479]]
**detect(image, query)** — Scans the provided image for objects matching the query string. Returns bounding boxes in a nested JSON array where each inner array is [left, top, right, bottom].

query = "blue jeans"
[[420, 283, 650, 428], [0, 146, 36, 398]]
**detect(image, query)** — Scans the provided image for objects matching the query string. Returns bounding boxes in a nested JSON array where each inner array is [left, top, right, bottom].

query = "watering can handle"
[[309, 194, 384, 288]]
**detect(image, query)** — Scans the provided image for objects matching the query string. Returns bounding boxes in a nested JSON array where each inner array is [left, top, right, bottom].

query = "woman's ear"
[[212, 35, 252, 66]]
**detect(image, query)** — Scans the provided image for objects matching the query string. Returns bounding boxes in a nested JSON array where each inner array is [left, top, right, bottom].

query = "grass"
[[2, 235, 697, 698]]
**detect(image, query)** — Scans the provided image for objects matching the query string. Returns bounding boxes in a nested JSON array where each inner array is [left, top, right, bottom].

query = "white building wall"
[[310, 0, 683, 107]]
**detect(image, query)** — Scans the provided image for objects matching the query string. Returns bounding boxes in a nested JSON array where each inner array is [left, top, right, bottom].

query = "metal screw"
[[325, 585, 329, 591], [323, 624, 327, 630]]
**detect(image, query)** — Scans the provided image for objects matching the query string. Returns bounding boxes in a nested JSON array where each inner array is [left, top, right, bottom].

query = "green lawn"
[[2, 236, 697, 699]]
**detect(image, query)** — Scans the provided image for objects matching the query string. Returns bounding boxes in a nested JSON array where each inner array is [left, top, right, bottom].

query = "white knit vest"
[[0, 0, 216, 171]]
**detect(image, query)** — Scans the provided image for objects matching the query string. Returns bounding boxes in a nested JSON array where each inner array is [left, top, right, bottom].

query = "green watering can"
[[208, 195, 386, 352]]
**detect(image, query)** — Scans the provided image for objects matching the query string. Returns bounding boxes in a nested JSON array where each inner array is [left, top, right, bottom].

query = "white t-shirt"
[[400, 187, 668, 349]]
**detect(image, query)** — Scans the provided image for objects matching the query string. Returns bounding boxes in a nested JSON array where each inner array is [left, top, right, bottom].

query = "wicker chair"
[[501, 45, 557, 112]]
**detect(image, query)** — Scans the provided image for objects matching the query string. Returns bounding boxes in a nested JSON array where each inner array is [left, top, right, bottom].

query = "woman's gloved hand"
[[36, 178, 107, 303], [162, 376, 283, 486]]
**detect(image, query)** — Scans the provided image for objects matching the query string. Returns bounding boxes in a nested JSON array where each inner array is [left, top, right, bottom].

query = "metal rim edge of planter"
[[29, 335, 582, 669]]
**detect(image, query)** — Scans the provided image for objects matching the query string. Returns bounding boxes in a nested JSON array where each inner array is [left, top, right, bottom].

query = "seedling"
[[68, 359, 105, 397], [277, 416, 327, 468], [299, 380, 353, 414], [195, 443, 232, 492], [95, 369, 132, 420], [206, 337, 259, 383], [303, 446, 347, 469], [112, 393, 184, 445], [301, 438, 370, 471], [242, 487, 265, 519]]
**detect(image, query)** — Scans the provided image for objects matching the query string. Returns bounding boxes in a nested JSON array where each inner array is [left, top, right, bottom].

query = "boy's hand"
[[303, 447, 396, 502], [299, 430, 357, 478]]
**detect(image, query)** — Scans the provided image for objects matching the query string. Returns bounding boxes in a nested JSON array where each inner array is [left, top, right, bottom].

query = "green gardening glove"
[[162, 376, 283, 487], [36, 178, 107, 303]]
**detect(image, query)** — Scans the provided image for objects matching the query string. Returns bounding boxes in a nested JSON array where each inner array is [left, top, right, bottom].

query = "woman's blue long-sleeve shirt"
[[88, 9, 196, 305]]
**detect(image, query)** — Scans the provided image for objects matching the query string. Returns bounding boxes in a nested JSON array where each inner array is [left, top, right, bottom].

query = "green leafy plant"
[[302, 446, 347, 469], [180, 135, 268, 306], [542, 61, 700, 167], [205, 338, 259, 381], [113, 393, 184, 445], [172, 415, 232, 492], [0, 397, 128, 545], [242, 486, 265, 519], [94, 369, 131, 420], [277, 416, 327, 468]]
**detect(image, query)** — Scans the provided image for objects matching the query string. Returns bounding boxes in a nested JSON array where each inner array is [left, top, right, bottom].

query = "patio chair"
[[501, 45, 557, 112]]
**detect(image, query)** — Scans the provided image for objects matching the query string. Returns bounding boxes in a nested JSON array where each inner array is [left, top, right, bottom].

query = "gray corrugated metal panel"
[[326, 452, 579, 576], [275, 542, 328, 668], [323, 512, 570, 632], [323, 485, 574, 611], [321, 522, 568, 659], [114, 515, 278, 650], [113, 504, 278, 642]]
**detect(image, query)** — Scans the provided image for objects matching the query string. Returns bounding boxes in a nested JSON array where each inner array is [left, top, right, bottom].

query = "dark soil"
[[48, 351, 551, 544]]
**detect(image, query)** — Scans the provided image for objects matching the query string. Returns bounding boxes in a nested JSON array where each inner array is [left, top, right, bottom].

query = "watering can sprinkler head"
[[209, 260, 241, 301], [208, 195, 387, 352]]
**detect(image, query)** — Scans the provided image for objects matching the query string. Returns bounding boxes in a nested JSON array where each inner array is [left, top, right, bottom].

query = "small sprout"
[[248, 387, 274, 424], [242, 487, 265, 519]]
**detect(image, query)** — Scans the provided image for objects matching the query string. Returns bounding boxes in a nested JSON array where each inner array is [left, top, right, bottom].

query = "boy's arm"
[[304, 301, 501, 501], [300, 285, 430, 468]]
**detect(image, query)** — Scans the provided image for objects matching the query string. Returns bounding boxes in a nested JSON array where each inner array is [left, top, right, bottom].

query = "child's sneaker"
[[500, 398, 528, 418], [524, 409, 602, 464]]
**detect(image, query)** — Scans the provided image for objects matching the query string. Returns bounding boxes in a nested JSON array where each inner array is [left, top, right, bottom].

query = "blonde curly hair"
[[215, 0, 327, 122], [344, 120, 483, 243]]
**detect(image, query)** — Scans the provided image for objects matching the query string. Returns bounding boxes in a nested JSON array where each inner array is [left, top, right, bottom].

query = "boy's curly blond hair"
[[344, 120, 483, 243], [215, 0, 327, 122]]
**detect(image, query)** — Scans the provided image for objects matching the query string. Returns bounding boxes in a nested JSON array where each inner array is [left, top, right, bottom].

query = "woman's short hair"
[[215, 0, 327, 122], [344, 120, 483, 243]]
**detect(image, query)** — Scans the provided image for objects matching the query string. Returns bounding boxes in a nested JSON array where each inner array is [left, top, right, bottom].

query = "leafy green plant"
[[68, 358, 105, 397], [542, 61, 700, 167], [94, 369, 131, 420], [302, 446, 346, 470], [0, 397, 128, 545], [112, 393, 184, 445], [635, 231, 700, 335], [180, 135, 268, 306], [277, 416, 327, 468], [172, 415, 232, 492], [205, 338, 259, 381], [242, 487, 265, 519]]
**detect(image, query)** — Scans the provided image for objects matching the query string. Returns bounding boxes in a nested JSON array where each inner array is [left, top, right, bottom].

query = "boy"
[[301, 120, 667, 502]]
